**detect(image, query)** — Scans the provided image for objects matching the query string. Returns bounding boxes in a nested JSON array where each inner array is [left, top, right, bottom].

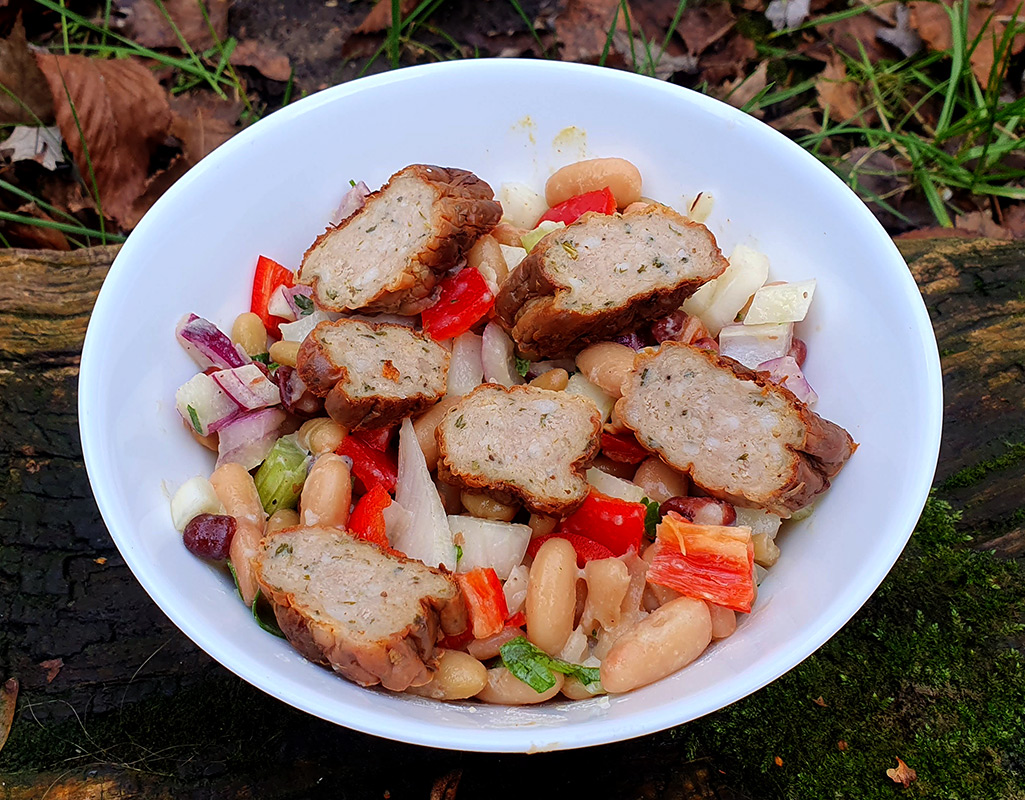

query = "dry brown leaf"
[[0, 125, 64, 170], [169, 92, 241, 165], [774, 755, 783, 767], [4, 203, 70, 249], [812, 695, 827, 707], [815, 54, 863, 121], [39, 658, 63, 683], [556, 0, 623, 63], [769, 105, 819, 133], [34, 53, 173, 229], [877, 4, 923, 57], [698, 33, 756, 84], [955, 210, 1013, 239], [999, 202, 1025, 237], [721, 60, 769, 115], [0, 15, 54, 125], [820, 8, 894, 62], [838, 739, 848, 750], [677, 3, 737, 55], [356, 0, 419, 35], [113, 0, 229, 52], [886, 757, 918, 788], [230, 39, 292, 82], [0, 677, 17, 754]]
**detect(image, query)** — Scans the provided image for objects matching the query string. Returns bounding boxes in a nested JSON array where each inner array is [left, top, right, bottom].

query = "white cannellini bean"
[[406, 650, 488, 700], [708, 602, 737, 639], [299, 453, 352, 529], [228, 519, 263, 607], [600, 596, 712, 693], [575, 342, 636, 398], [476, 667, 564, 704], [526, 537, 578, 655], [210, 462, 265, 532], [545, 158, 643, 209], [632, 457, 689, 503], [581, 557, 630, 632]]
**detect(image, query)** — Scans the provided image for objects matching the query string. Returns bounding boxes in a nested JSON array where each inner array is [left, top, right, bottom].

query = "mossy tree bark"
[[0, 240, 1022, 798]]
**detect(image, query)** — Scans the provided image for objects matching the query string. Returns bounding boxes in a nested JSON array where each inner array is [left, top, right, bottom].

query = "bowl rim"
[[78, 57, 944, 752]]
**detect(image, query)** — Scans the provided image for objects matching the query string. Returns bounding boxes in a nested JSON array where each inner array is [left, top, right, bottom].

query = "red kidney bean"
[[789, 337, 808, 368], [661, 496, 737, 526], [183, 513, 236, 560]]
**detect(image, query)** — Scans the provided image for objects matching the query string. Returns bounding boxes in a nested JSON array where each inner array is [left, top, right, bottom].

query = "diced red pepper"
[[538, 187, 617, 225], [647, 511, 755, 613], [527, 532, 615, 568], [336, 436, 397, 494], [600, 431, 650, 464], [347, 483, 392, 550], [250, 255, 295, 338], [438, 627, 475, 651], [353, 426, 396, 452], [421, 267, 495, 341], [455, 567, 509, 639], [555, 489, 646, 556], [505, 610, 527, 628]]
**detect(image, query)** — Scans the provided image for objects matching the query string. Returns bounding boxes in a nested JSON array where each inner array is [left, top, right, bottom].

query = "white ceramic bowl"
[[79, 59, 942, 752]]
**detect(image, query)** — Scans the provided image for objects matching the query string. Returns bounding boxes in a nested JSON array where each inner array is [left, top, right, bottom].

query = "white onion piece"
[[734, 507, 783, 539], [447, 332, 484, 395], [449, 516, 532, 580], [745, 279, 816, 324], [758, 355, 818, 405], [382, 498, 413, 544], [278, 309, 333, 343], [499, 244, 527, 273], [170, 476, 225, 531], [564, 372, 614, 421], [215, 407, 286, 470], [266, 285, 296, 321], [176, 313, 250, 369], [503, 564, 530, 616], [175, 372, 240, 435], [332, 180, 370, 224], [586, 467, 646, 503], [211, 364, 281, 410], [498, 182, 547, 229], [683, 244, 770, 335], [718, 322, 793, 369], [392, 418, 457, 570], [481, 321, 524, 387]]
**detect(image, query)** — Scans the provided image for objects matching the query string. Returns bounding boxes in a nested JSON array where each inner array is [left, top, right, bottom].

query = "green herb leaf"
[[251, 589, 286, 638], [515, 357, 531, 377], [227, 560, 243, 601], [294, 294, 315, 315], [455, 544, 463, 563], [251, 352, 271, 364], [349, 178, 357, 187], [186, 404, 202, 434], [642, 497, 660, 540], [454, 414, 467, 429], [499, 636, 602, 694]]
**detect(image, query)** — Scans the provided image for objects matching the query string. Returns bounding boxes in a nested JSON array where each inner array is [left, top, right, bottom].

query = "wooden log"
[[0, 239, 1022, 798]]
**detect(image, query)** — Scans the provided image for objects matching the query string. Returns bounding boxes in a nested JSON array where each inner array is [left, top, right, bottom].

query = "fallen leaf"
[[698, 33, 757, 84], [230, 38, 292, 82], [886, 757, 918, 788], [999, 202, 1025, 237], [774, 755, 784, 767], [895, 225, 979, 239], [38, 658, 63, 683], [820, 8, 894, 62], [113, 0, 229, 52], [94, 557, 107, 565], [815, 54, 872, 123], [169, 92, 241, 166], [127, 153, 191, 226], [955, 209, 1012, 239], [721, 60, 769, 114], [676, 3, 737, 55], [0, 15, 55, 125], [0, 125, 64, 170], [3, 203, 70, 250], [34, 53, 173, 229], [356, 0, 419, 34], [429, 769, 462, 800], [838, 739, 848, 750], [769, 105, 820, 133], [877, 3, 923, 57], [556, 0, 623, 63], [765, 0, 811, 31], [812, 695, 827, 707], [0, 678, 17, 755]]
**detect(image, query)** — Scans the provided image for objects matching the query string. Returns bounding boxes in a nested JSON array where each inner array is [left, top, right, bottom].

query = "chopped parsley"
[[561, 241, 578, 259], [454, 415, 467, 429], [275, 542, 294, 556], [641, 497, 660, 540], [186, 404, 202, 434], [455, 544, 463, 563], [348, 178, 357, 187], [499, 636, 601, 694], [294, 294, 315, 316], [515, 357, 531, 377]]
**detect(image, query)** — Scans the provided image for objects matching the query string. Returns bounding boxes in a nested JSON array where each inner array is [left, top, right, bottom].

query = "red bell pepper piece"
[[527, 532, 615, 568], [505, 610, 527, 628], [555, 489, 646, 556], [353, 426, 395, 452], [347, 483, 392, 550], [538, 187, 617, 225], [250, 255, 295, 337], [600, 431, 650, 464], [438, 628, 475, 651], [647, 512, 755, 613], [421, 267, 495, 341], [455, 567, 509, 639], [336, 436, 397, 494]]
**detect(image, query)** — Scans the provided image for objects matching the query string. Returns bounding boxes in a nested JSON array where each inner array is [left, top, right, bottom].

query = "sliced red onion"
[[331, 180, 370, 224], [176, 313, 250, 370], [175, 372, 240, 435], [211, 364, 281, 410], [758, 355, 818, 405], [275, 366, 322, 417], [266, 285, 296, 321], [613, 332, 648, 351], [788, 336, 808, 368], [215, 407, 287, 470], [481, 321, 524, 387], [283, 285, 315, 319]]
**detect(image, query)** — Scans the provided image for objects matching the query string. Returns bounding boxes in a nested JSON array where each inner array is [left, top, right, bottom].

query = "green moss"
[[941, 441, 1025, 490]]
